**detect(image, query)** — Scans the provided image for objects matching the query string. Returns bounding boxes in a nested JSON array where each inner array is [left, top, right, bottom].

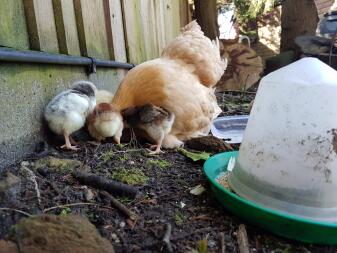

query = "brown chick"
[[87, 103, 123, 144], [122, 104, 175, 154]]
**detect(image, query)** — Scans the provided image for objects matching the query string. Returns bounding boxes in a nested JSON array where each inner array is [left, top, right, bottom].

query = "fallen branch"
[[162, 223, 173, 253], [220, 232, 226, 253], [0, 207, 32, 217], [21, 166, 41, 206], [43, 202, 115, 213], [100, 191, 138, 220], [73, 171, 138, 198], [237, 224, 249, 253]]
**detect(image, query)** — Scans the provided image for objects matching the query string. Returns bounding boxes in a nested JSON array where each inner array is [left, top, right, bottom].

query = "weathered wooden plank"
[[106, 0, 128, 80], [0, 0, 29, 50], [163, 0, 181, 45], [103, 0, 115, 60], [139, 0, 159, 59], [121, 0, 146, 64], [74, 0, 110, 59], [23, 0, 59, 53], [52, 0, 81, 55], [108, 0, 127, 62], [154, 1, 166, 53], [179, 0, 191, 27]]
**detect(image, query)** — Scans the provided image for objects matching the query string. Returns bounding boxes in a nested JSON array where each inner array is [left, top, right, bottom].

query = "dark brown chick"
[[122, 104, 175, 154]]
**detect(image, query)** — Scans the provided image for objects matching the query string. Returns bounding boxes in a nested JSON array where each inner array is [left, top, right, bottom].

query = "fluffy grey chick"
[[44, 81, 97, 150], [122, 104, 175, 154]]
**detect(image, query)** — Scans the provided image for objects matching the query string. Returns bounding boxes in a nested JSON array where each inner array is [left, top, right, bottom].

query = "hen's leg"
[[61, 133, 78, 150]]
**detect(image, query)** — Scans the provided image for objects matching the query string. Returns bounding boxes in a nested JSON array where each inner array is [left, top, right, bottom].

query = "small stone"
[[84, 187, 95, 201], [208, 239, 216, 248], [111, 233, 120, 243], [0, 172, 20, 193], [20, 161, 30, 167], [128, 161, 135, 165], [8, 214, 114, 253], [119, 221, 126, 228]]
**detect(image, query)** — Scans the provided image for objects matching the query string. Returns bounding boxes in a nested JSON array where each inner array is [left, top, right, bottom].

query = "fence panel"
[[23, 0, 59, 53], [0, 0, 30, 50]]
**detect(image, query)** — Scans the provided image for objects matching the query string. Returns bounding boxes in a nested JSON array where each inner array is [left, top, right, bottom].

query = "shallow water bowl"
[[204, 151, 337, 244], [211, 115, 249, 144]]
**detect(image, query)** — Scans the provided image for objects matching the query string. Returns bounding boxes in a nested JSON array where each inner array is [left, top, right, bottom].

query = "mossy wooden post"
[[121, 0, 146, 64], [23, 0, 59, 53], [74, 0, 110, 59], [52, 0, 81, 55], [0, 0, 30, 50]]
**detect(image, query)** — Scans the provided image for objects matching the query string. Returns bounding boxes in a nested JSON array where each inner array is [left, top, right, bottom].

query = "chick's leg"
[[61, 133, 78, 150], [113, 123, 123, 145], [148, 135, 164, 155]]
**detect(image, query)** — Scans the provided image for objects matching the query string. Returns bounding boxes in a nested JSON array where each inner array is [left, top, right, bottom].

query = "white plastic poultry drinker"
[[229, 57, 337, 222]]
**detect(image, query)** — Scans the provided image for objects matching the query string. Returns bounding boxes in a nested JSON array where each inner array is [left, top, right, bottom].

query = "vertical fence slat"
[[139, 0, 159, 59], [163, 0, 181, 45], [154, 1, 166, 54], [107, 0, 128, 80], [121, 0, 146, 64], [53, 0, 81, 55], [179, 0, 189, 27], [23, 0, 59, 53], [0, 0, 30, 50], [103, 0, 115, 60], [108, 0, 127, 62], [74, 0, 110, 59]]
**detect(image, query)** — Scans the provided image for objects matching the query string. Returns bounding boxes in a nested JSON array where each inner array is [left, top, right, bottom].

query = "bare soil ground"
[[1, 91, 336, 253]]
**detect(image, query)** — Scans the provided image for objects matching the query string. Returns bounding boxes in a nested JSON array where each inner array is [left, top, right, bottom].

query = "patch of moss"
[[146, 159, 171, 169], [118, 154, 128, 162], [34, 156, 82, 172], [111, 168, 148, 185], [99, 151, 114, 162], [117, 196, 132, 204], [174, 211, 186, 226]]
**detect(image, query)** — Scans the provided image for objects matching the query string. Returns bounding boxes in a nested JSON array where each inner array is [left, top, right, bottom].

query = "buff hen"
[[112, 21, 226, 148]]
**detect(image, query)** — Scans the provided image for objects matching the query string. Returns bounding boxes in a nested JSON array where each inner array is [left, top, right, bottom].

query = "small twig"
[[43, 202, 114, 213], [237, 224, 249, 253], [162, 223, 173, 253], [220, 232, 226, 253], [21, 166, 41, 205], [0, 207, 32, 217], [100, 191, 138, 220], [74, 171, 138, 198]]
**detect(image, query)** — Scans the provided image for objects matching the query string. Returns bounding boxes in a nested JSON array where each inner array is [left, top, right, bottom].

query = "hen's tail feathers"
[[161, 20, 227, 88]]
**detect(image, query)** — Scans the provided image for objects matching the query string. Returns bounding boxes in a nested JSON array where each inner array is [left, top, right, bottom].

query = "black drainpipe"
[[0, 47, 135, 73]]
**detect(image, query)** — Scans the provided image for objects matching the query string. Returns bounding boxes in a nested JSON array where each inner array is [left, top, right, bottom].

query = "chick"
[[122, 104, 175, 154], [87, 103, 123, 143], [96, 90, 114, 104], [44, 81, 97, 150]]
